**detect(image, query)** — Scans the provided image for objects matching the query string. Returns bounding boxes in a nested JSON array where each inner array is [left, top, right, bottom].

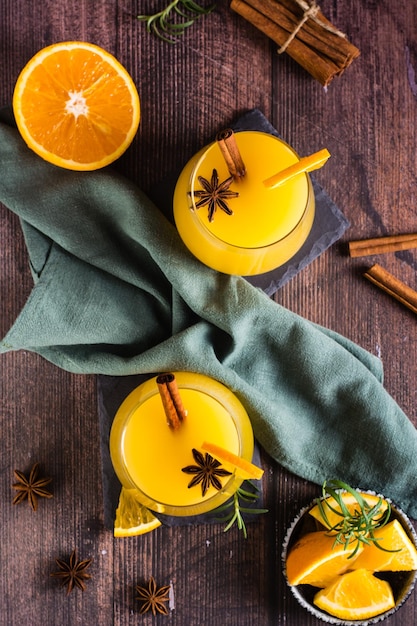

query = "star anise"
[[192, 168, 239, 222], [12, 462, 53, 511], [50, 549, 92, 594], [136, 576, 171, 616], [181, 448, 232, 497]]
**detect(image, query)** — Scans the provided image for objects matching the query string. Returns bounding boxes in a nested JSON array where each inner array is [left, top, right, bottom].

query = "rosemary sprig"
[[316, 479, 398, 558], [137, 0, 215, 44], [215, 481, 268, 538]]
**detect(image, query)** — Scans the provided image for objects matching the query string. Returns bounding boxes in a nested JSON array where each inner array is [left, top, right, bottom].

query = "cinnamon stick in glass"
[[156, 373, 187, 430], [216, 129, 246, 180], [349, 233, 417, 257], [230, 0, 360, 86], [363, 264, 417, 315]]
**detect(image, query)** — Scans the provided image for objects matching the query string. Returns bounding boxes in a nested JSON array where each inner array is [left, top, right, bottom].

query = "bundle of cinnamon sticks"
[[230, 0, 360, 86]]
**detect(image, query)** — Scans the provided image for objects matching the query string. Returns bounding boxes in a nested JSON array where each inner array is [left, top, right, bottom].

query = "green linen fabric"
[[1, 113, 417, 518]]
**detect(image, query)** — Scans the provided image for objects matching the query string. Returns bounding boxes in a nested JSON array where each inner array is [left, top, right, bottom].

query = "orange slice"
[[201, 441, 263, 480], [314, 568, 395, 620], [286, 530, 362, 587], [309, 491, 389, 530], [13, 41, 140, 170], [114, 488, 161, 537], [351, 519, 417, 572]]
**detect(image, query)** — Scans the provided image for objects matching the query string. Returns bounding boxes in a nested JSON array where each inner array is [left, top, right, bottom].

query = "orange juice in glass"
[[173, 131, 316, 276], [109, 372, 254, 517]]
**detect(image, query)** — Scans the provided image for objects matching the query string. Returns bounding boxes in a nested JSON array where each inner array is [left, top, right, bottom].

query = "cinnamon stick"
[[216, 129, 246, 180], [349, 233, 417, 258], [156, 373, 187, 430], [230, 0, 360, 86], [363, 264, 417, 315]]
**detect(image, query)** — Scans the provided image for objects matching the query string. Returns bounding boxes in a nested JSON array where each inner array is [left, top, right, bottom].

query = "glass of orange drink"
[[109, 372, 255, 517], [173, 131, 316, 276]]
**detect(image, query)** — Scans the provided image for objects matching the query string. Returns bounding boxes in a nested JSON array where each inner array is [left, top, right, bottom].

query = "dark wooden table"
[[1, 1, 417, 624]]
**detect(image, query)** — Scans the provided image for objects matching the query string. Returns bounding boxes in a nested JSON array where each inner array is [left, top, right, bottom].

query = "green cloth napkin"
[[1, 110, 417, 519]]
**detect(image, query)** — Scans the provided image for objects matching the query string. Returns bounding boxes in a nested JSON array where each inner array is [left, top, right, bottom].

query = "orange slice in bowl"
[[201, 441, 264, 480], [314, 569, 395, 620], [13, 41, 140, 170], [309, 491, 389, 530], [351, 519, 417, 571], [285, 530, 363, 587]]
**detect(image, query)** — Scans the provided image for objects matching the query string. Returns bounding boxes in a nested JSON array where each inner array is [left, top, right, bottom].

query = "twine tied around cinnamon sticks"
[[277, 0, 346, 54], [230, 0, 360, 86]]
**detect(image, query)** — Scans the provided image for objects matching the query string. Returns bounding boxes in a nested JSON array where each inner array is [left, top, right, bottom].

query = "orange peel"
[[263, 148, 330, 189], [201, 441, 263, 480]]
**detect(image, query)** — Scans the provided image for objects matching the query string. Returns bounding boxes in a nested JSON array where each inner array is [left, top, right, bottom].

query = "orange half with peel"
[[13, 41, 140, 170], [201, 441, 264, 480]]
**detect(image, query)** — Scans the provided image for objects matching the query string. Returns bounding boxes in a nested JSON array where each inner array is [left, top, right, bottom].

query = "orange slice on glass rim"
[[114, 488, 161, 537], [201, 441, 264, 480], [12, 41, 140, 170]]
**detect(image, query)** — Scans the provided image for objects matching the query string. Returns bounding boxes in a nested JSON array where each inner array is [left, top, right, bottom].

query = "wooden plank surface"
[[1, 1, 417, 625]]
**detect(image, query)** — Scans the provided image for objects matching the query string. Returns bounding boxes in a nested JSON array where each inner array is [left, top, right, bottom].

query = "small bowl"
[[282, 494, 417, 625]]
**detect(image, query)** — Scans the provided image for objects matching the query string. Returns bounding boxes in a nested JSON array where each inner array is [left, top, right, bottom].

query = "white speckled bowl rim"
[[281, 492, 417, 625]]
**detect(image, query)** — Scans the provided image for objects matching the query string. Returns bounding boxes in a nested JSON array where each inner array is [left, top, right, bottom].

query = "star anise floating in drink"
[[192, 168, 239, 222], [136, 576, 171, 615], [181, 448, 232, 496], [12, 462, 53, 511], [50, 549, 92, 594]]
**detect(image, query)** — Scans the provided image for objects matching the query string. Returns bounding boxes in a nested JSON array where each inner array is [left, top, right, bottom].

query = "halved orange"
[[13, 41, 140, 170], [201, 441, 264, 480], [351, 519, 417, 572], [286, 530, 362, 587], [314, 568, 395, 620]]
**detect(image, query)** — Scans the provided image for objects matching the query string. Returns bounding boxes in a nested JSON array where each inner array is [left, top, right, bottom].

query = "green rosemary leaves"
[[215, 481, 268, 538], [316, 479, 394, 557], [137, 0, 215, 43]]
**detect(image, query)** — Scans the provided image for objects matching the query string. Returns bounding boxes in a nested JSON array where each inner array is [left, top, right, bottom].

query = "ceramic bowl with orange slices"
[[282, 480, 417, 624]]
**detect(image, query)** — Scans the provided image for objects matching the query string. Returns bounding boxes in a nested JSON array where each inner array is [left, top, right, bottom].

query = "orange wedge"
[[314, 569, 395, 620], [201, 442, 263, 480], [309, 491, 389, 530], [114, 488, 161, 537], [351, 519, 417, 572], [13, 41, 140, 170], [286, 530, 362, 587]]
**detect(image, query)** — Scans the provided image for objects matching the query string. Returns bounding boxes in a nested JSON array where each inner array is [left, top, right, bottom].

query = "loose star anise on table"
[[181, 448, 232, 497], [50, 549, 92, 594], [192, 168, 239, 222], [12, 462, 53, 511], [136, 576, 171, 616]]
